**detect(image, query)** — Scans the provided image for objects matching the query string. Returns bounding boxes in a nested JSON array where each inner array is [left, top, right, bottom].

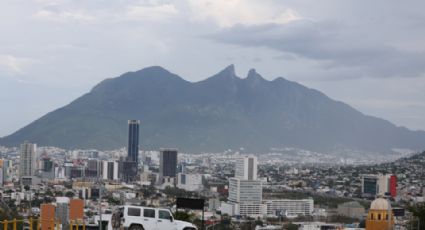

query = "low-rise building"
[[264, 198, 314, 217]]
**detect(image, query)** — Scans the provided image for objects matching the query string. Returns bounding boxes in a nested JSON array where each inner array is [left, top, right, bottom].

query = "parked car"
[[111, 205, 197, 230]]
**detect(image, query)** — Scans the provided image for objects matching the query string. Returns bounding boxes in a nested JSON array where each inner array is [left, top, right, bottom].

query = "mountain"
[[1, 65, 425, 154]]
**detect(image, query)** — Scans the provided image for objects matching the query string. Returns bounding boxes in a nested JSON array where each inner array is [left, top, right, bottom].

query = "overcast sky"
[[1, 0, 425, 136]]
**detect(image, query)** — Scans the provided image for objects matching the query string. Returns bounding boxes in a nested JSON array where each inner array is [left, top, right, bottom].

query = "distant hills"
[[1, 65, 425, 154]]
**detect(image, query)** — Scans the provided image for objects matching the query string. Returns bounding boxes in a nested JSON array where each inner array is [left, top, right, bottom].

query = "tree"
[[55, 191, 64, 197], [285, 223, 299, 230], [45, 190, 54, 197], [174, 211, 193, 222], [141, 185, 156, 198], [254, 219, 263, 226], [409, 203, 425, 230], [65, 191, 75, 198]]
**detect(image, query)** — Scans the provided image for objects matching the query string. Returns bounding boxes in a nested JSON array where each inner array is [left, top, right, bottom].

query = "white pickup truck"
[[110, 205, 197, 230]]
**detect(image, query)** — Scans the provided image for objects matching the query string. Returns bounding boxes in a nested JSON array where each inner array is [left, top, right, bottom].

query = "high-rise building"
[[362, 174, 397, 198], [40, 157, 55, 180], [85, 159, 100, 178], [42, 158, 53, 172], [0, 159, 11, 186], [226, 156, 263, 217], [19, 142, 37, 178], [362, 175, 378, 198], [127, 120, 140, 163], [3, 160, 11, 183], [102, 161, 119, 181], [235, 156, 258, 180], [159, 149, 178, 184], [122, 120, 140, 182], [228, 178, 263, 216]]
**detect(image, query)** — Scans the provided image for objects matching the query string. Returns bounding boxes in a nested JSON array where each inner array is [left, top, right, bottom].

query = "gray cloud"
[[209, 20, 425, 79]]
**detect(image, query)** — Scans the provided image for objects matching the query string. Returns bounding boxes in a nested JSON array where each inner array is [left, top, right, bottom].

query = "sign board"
[[393, 208, 405, 217], [176, 198, 205, 210]]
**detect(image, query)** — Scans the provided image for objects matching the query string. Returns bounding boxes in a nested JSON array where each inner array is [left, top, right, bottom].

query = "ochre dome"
[[370, 198, 391, 210]]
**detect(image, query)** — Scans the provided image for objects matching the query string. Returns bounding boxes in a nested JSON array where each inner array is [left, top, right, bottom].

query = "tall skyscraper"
[[19, 142, 37, 178], [227, 156, 263, 217], [127, 120, 140, 163], [121, 120, 140, 182], [159, 149, 178, 184]]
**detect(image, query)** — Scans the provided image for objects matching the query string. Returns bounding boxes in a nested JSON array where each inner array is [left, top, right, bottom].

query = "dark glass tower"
[[159, 149, 178, 183], [122, 120, 140, 182], [127, 120, 140, 163]]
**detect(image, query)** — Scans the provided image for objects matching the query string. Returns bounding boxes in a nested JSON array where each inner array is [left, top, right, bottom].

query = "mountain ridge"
[[1, 65, 425, 154]]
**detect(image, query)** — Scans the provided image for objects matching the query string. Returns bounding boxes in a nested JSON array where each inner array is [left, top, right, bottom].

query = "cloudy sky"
[[1, 0, 425, 136]]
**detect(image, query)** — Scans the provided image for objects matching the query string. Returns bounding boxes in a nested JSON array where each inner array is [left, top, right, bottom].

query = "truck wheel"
[[129, 225, 144, 230]]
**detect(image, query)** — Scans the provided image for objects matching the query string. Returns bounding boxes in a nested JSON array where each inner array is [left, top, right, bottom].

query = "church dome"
[[370, 197, 391, 210]]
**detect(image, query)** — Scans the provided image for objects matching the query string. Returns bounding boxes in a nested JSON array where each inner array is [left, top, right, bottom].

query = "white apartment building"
[[226, 156, 263, 217], [19, 142, 37, 178]]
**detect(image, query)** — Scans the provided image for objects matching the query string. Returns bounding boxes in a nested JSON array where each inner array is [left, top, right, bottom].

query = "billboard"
[[176, 198, 205, 210]]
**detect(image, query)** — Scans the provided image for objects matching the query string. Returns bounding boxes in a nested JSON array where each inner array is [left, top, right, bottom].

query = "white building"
[[102, 161, 119, 181], [177, 173, 203, 191], [378, 174, 391, 195], [294, 222, 343, 230], [264, 199, 314, 217], [226, 156, 263, 217], [235, 156, 258, 180], [19, 142, 37, 178]]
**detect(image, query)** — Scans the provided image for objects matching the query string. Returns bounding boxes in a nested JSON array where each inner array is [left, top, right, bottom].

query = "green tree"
[[409, 203, 425, 230], [65, 191, 75, 198], [285, 223, 299, 230], [174, 211, 194, 222], [45, 189, 54, 197], [55, 191, 64, 196]]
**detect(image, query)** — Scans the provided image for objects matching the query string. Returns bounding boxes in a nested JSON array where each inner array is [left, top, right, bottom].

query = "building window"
[[378, 214, 381, 220], [371, 214, 374, 220]]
